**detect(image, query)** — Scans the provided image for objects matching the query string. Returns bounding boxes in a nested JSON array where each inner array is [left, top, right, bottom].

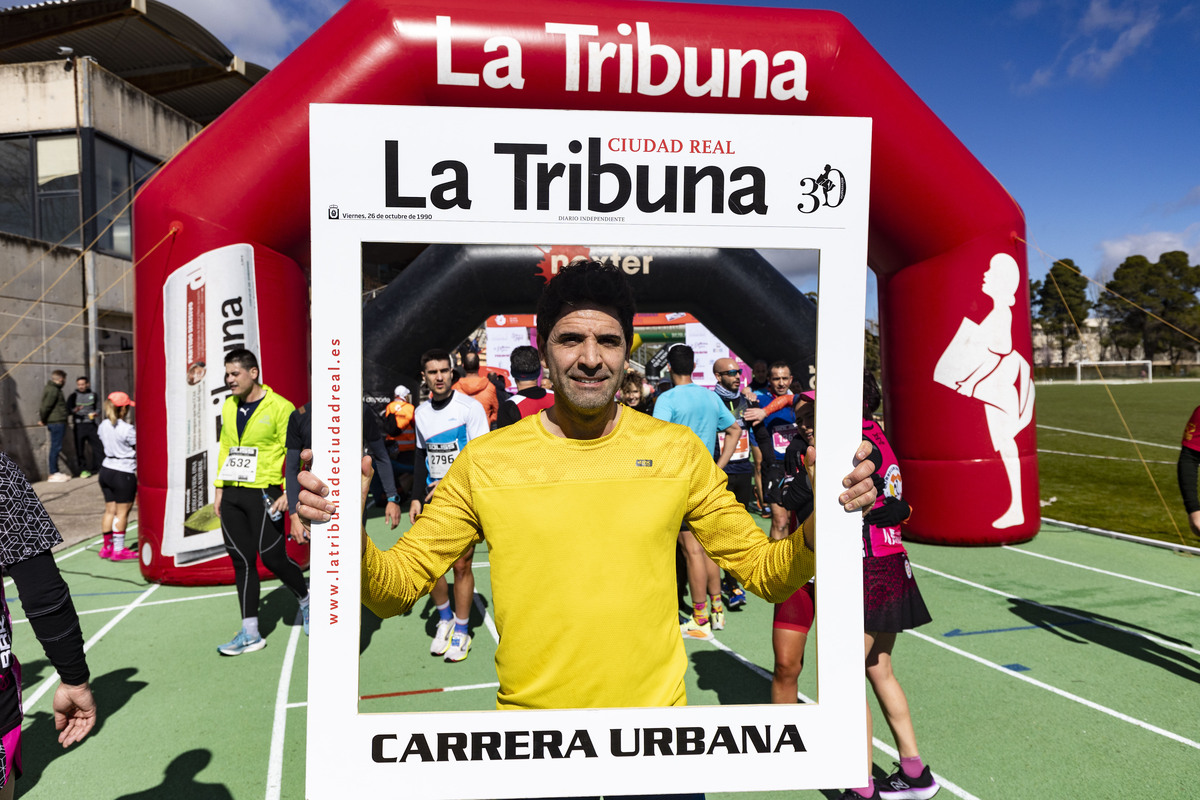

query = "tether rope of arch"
[[0, 184, 146, 298], [0, 184, 152, 349], [1023, 235, 1189, 547], [0, 227, 177, 385]]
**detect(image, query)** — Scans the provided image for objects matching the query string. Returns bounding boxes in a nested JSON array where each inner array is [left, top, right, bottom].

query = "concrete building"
[[0, 0, 264, 478]]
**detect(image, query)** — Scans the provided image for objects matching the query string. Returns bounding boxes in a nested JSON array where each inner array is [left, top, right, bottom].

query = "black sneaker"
[[878, 764, 939, 800], [836, 789, 880, 800]]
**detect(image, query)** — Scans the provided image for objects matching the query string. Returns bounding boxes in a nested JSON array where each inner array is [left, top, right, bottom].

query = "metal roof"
[[0, 0, 267, 124]]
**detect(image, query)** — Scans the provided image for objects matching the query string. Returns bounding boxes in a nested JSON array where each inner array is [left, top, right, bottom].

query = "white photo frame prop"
[[308, 105, 870, 799]]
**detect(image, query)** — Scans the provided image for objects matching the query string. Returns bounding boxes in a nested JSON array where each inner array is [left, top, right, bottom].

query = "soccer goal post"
[[1075, 360, 1153, 384]]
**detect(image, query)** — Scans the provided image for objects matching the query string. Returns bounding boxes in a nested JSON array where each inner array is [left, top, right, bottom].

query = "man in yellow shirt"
[[298, 261, 877, 710]]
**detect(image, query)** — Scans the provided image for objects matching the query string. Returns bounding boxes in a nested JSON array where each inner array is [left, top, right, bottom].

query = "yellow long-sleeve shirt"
[[361, 407, 814, 710]]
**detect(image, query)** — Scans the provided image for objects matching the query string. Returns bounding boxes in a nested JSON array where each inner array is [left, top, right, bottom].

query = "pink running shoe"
[[98, 543, 114, 559], [110, 547, 138, 561]]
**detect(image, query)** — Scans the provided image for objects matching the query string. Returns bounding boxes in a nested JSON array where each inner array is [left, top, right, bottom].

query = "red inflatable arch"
[[133, 0, 1037, 584]]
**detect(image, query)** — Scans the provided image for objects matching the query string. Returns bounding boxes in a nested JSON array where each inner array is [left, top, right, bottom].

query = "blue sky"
[[168, 0, 1199, 302]]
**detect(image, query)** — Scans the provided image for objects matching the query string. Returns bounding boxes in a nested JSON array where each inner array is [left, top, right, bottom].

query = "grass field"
[[1033, 379, 1200, 548]]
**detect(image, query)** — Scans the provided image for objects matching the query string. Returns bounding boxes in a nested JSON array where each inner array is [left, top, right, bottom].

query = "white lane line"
[[11, 590, 241, 624], [1037, 449, 1175, 464], [1000, 546, 1200, 597], [1037, 425, 1176, 450], [6, 521, 143, 589], [23, 582, 161, 710], [265, 613, 305, 800], [906, 628, 1200, 751], [1042, 518, 1200, 556], [706, 637, 981, 800], [913, 564, 1200, 658], [473, 593, 500, 643]]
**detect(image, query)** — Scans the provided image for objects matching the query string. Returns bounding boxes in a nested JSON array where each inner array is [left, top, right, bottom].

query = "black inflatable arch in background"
[[363, 246, 817, 395]]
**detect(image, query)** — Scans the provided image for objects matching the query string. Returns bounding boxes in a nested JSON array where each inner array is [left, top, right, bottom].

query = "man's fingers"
[[298, 468, 330, 495], [839, 475, 877, 511], [297, 489, 334, 523], [842, 457, 875, 489]]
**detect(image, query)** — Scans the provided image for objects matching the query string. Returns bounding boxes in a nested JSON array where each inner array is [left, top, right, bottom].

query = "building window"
[[35, 136, 81, 247], [0, 134, 81, 247], [94, 137, 158, 258], [0, 138, 33, 239]]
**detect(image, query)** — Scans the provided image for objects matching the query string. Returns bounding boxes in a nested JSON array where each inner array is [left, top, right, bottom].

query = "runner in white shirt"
[[410, 349, 490, 662]]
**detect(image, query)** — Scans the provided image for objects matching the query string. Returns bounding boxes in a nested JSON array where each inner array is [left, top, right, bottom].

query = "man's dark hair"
[[76, 376, 89, 383], [224, 348, 259, 373], [509, 346, 541, 380], [420, 348, 452, 372], [863, 369, 882, 417], [51, 369, 66, 380], [769, 360, 791, 374], [463, 351, 481, 372], [487, 372, 508, 396], [535, 260, 636, 347], [666, 344, 695, 376]]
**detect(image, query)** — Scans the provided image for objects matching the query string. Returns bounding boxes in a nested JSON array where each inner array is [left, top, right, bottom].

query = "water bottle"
[[262, 490, 283, 522]]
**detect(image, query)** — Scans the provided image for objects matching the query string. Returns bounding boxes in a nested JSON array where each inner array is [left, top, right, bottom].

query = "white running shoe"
[[47, 472, 71, 483], [680, 617, 714, 641], [445, 629, 472, 662], [217, 628, 266, 656], [711, 607, 726, 631], [430, 618, 454, 656]]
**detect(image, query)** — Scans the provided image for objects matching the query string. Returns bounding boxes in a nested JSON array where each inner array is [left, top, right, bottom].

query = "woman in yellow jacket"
[[213, 349, 309, 656]]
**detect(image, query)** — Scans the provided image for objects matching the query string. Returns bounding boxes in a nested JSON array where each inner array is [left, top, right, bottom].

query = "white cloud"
[[1079, 0, 1138, 33], [1021, 0, 1159, 88], [1067, 8, 1159, 80], [167, 0, 343, 67], [1164, 185, 1200, 214], [1098, 223, 1200, 271]]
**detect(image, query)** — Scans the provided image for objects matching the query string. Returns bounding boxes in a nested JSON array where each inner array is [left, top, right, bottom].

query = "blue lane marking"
[[1003, 664, 1031, 672], [943, 620, 1089, 637]]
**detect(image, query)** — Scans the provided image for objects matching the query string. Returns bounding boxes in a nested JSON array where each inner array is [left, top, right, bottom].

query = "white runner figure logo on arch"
[[933, 252, 1034, 528]]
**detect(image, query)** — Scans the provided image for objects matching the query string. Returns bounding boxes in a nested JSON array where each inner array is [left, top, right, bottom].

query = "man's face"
[[76, 379, 89, 393], [51, 374, 65, 386], [541, 304, 628, 414], [713, 358, 741, 392], [752, 360, 768, 382], [225, 361, 258, 400], [795, 399, 815, 445], [421, 359, 454, 401], [769, 366, 792, 397]]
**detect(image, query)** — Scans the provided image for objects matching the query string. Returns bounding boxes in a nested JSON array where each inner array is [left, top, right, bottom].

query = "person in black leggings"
[[0, 452, 97, 797], [214, 349, 308, 656]]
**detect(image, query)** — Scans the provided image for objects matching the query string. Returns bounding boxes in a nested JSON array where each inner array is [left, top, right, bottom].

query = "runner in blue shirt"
[[653, 345, 741, 640]]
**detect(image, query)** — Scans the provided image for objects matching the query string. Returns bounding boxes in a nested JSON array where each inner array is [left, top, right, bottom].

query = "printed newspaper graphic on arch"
[[309, 104, 871, 799]]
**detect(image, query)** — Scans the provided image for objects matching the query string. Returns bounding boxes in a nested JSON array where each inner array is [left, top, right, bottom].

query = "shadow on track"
[[1006, 598, 1200, 682], [113, 749, 234, 800], [258, 584, 306, 640], [18, 667, 147, 795], [690, 650, 770, 705]]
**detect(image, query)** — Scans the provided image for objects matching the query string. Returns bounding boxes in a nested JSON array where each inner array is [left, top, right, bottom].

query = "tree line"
[[1029, 250, 1199, 367]]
